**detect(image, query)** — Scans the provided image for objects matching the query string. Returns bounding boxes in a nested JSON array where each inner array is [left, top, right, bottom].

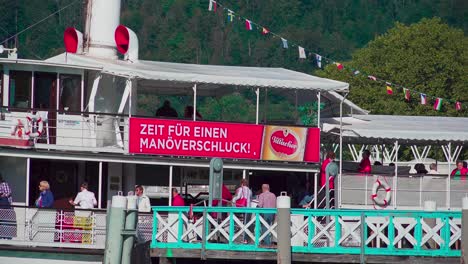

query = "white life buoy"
[[371, 179, 392, 207], [25, 114, 44, 138], [10, 119, 25, 138]]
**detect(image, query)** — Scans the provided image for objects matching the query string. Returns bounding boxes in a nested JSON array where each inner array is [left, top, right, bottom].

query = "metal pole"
[[317, 91, 321, 128], [394, 141, 398, 209], [277, 192, 291, 264], [339, 92, 349, 208], [462, 197, 468, 264], [314, 172, 318, 209], [31, 71, 34, 108], [447, 143, 451, 209], [242, 169, 246, 180], [98, 161, 103, 209], [168, 165, 173, 206], [255, 88, 259, 124], [129, 79, 132, 117], [56, 73, 60, 111], [103, 195, 127, 264], [360, 212, 365, 264], [26, 158, 30, 205], [193, 84, 197, 121], [122, 196, 138, 264]]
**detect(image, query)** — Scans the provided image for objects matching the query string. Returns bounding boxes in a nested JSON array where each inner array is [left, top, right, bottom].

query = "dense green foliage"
[[0, 0, 466, 118], [318, 18, 468, 116]]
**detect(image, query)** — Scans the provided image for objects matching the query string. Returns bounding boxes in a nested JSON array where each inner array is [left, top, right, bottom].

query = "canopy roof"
[[41, 53, 348, 92], [322, 115, 468, 144]]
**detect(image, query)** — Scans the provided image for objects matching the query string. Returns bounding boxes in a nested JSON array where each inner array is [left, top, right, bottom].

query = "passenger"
[[0, 173, 12, 207], [414, 163, 428, 175], [428, 163, 439, 174], [36, 181, 54, 208], [388, 163, 395, 167], [320, 151, 335, 188], [172, 188, 185, 206], [212, 184, 233, 207], [298, 181, 313, 207], [232, 179, 253, 243], [69, 182, 97, 209], [358, 150, 372, 174], [451, 161, 468, 180], [257, 184, 276, 246], [135, 185, 151, 212], [325, 155, 339, 208], [184, 106, 203, 120], [155, 100, 178, 118], [374, 161, 382, 166]]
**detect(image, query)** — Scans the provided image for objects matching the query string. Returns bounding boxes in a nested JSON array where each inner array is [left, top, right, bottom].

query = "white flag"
[[315, 54, 322, 68], [208, 0, 216, 11], [298, 46, 306, 59]]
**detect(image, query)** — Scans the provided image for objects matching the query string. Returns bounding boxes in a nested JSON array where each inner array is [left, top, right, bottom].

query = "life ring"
[[371, 179, 392, 207], [10, 119, 25, 138], [24, 114, 44, 138]]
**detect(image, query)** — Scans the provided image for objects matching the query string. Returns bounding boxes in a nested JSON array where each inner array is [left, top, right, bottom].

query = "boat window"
[[33, 72, 57, 110], [59, 74, 81, 112], [9, 71, 32, 109]]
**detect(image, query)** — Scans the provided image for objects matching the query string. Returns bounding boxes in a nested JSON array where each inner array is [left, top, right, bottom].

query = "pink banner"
[[129, 118, 321, 163], [129, 118, 264, 159]]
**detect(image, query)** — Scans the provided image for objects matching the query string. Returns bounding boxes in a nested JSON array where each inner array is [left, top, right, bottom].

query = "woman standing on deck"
[[35, 181, 54, 208], [320, 151, 334, 188], [358, 150, 372, 174]]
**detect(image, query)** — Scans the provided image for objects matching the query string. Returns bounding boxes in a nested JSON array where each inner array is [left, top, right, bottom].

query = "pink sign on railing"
[[129, 118, 320, 163]]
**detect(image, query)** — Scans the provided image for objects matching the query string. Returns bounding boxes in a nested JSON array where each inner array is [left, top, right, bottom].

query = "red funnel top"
[[64, 27, 80, 53]]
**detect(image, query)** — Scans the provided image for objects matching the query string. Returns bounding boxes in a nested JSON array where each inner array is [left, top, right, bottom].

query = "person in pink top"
[[358, 150, 372, 174], [320, 151, 335, 188], [257, 184, 276, 246], [450, 161, 468, 180], [171, 188, 185, 206]]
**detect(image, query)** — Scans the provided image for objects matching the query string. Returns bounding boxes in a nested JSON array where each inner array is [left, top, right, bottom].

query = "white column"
[[26, 158, 30, 205], [129, 78, 132, 117], [56, 73, 60, 111], [317, 91, 321, 128], [242, 169, 246, 180], [98, 161, 103, 209], [31, 71, 35, 108], [88, 74, 102, 112], [2, 69, 9, 107], [193, 84, 197, 121], [255, 88, 259, 124], [168, 165, 173, 206], [80, 71, 85, 112], [393, 141, 399, 209]]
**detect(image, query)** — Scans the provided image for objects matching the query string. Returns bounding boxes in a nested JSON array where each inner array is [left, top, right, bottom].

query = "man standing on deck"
[[135, 185, 151, 213], [257, 184, 276, 246], [325, 157, 339, 209], [69, 182, 97, 209]]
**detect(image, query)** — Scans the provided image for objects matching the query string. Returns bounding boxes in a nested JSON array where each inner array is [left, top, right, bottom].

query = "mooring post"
[[122, 195, 138, 264], [462, 197, 468, 264], [103, 194, 128, 264], [277, 192, 291, 264]]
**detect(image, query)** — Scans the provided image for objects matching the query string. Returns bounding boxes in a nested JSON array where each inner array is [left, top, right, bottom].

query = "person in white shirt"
[[69, 182, 97, 209], [232, 179, 253, 243], [428, 163, 439, 174], [135, 185, 151, 213]]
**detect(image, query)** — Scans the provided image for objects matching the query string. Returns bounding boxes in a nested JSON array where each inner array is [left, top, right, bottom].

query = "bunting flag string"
[[206, 0, 466, 112]]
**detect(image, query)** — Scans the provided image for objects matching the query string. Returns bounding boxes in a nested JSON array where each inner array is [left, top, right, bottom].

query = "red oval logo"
[[270, 129, 299, 157]]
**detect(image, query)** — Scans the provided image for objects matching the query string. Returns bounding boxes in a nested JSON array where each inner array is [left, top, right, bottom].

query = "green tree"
[[318, 18, 468, 116]]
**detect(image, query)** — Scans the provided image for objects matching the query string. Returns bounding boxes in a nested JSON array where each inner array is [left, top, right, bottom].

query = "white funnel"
[[85, 0, 121, 59], [115, 25, 139, 61], [63, 27, 83, 54]]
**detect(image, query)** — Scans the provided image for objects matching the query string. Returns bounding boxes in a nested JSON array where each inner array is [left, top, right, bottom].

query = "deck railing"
[[151, 206, 462, 257]]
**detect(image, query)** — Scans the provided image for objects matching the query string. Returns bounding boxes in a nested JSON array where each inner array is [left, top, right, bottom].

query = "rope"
[[0, 0, 81, 46]]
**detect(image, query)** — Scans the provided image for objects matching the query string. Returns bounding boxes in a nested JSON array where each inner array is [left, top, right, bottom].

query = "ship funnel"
[[115, 25, 139, 61], [64, 27, 83, 54], [84, 0, 121, 59]]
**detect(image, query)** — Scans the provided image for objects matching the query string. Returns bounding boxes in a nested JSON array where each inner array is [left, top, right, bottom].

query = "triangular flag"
[[368, 75, 377, 81], [227, 10, 234, 22], [261, 27, 269, 35], [315, 54, 322, 68], [403, 88, 410, 101], [208, 0, 217, 12], [386, 82, 393, 95], [420, 93, 427, 105], [298, 46, 306, 59], [281, 38, 288, 49], [433, 98, 443, 111], [245, 19, 253, 30], [335, 62, 343, 70], [455, 101, 462, 111]]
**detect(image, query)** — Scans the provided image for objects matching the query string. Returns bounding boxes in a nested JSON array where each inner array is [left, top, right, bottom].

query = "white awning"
[[41, 53, 348, 92], [323, 115, 468, 144]]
